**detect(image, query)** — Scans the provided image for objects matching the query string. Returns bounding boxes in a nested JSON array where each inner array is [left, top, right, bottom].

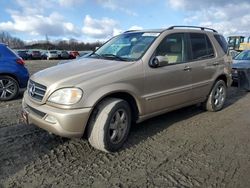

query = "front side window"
[[190, 33, 215, 60], [93, 32, 159, 61], [155, 33, 185, 64]]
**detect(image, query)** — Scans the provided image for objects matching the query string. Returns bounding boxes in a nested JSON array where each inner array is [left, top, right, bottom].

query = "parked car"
[[46, 50, 59, 60], [41, 51, 48, 60], [0, 43, 29, 101], [59, 50, 70, 59], [69, 51, 80, 59], [232, 50, 250, 83], [30, 50, 42, 59], [22, 26, 232, 152], [17, 50, 31, 60]]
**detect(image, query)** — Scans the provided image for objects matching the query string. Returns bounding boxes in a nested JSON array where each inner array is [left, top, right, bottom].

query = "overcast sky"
[[0, 0, 249, 42]]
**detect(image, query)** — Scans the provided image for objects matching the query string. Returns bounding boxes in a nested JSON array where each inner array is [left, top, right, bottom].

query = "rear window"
[[0, 45, 18, 58], [50, 51, 57, 54], [190, 33, 215, 60], [214, 34, 228, 54]]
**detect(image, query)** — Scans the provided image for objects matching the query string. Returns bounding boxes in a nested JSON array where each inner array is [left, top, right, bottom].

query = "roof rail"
[[123, 30, 139, 33], [167, 26, 217, 33]]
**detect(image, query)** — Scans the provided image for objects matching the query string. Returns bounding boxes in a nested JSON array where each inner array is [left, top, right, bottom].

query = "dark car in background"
[[59, 50, 70, 59], [0, 43, 29, 101], [232, 50, 250, 83], [17, 50, 30, 60], [30, 50, 42, 59]]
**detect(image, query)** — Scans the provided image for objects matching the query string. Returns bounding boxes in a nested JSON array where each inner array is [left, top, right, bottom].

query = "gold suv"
[[22, 26, 232, 152]]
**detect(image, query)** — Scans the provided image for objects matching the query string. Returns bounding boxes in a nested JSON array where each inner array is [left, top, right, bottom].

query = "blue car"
[[0, 43, 29, 101], [232, 50, 250, 83]]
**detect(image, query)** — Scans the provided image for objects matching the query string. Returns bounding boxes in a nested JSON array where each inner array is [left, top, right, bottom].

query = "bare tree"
[[0, 32, 25, 48]]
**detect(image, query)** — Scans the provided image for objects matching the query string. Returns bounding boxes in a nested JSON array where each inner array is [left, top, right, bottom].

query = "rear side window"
[[214, 34, 228, 54], [190, 33, 215, 60]]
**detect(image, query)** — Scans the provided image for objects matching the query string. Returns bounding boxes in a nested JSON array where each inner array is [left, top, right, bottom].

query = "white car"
[[46, 51, 59, 60]]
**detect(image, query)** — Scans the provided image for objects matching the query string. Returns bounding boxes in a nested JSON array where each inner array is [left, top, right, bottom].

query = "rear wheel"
[[88, 98, 131, 152], [204, 80, 227, 112], [0, 76, 19, 101]]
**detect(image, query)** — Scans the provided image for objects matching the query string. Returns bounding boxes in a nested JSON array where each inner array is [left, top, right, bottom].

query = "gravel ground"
[[1, 60, 250, 187]]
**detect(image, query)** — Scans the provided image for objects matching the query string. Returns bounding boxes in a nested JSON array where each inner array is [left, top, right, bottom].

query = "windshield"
[[234, 50, 250, 61], [92, 32, 160, 61]]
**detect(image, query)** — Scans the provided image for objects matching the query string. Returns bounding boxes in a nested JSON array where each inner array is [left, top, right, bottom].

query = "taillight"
[[16, 58, 25, 65]]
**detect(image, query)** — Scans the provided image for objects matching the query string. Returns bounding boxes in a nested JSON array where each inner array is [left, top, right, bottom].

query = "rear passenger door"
[[187, 33, 217, 100]]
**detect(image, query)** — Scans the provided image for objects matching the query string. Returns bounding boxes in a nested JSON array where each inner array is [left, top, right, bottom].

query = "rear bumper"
[[18, 67, 29, 88], [22, 91, 92, 138]]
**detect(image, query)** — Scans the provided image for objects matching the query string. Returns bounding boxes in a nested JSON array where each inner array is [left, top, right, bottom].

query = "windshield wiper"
[[89, 52, 102, 58], [101, 54, 128, 61]]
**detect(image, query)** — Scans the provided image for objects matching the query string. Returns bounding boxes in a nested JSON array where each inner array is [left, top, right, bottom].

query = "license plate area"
[[21, 110, 29, 125]]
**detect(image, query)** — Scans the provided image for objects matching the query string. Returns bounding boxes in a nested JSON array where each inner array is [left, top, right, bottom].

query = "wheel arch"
[[83, 90, 141, 137], [92, 91, 140, 123], [0, 73, 20, 86], [216, 74, 227, 85]]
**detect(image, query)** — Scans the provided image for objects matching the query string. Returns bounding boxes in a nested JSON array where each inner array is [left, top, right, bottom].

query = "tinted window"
[[155, 33, 185, 64], [190, 33, 215, 60], [214, 34, 228, 54]]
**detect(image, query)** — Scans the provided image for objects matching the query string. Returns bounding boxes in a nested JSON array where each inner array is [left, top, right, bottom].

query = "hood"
[[31, 58, 134, 87], [232, 60, 250, 69]]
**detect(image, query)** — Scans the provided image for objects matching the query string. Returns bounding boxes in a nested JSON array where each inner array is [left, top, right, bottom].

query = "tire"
[[88, 98, 132, 152], [204, 80, 227, 112], [0, 76, 19, 101]]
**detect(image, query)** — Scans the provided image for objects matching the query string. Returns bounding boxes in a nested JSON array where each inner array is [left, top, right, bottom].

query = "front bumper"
[[22, 91, 92, 138]]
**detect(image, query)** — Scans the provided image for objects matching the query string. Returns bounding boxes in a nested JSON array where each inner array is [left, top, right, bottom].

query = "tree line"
[[0, 32, 25, 48], [0, 32, 102, 51]]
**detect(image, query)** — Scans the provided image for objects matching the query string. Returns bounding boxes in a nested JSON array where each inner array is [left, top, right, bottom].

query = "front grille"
[[28, 80, 47, 102]]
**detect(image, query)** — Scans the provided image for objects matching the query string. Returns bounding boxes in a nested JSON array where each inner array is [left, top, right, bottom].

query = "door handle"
[[183, 66, 192, 71], [213, 62, 219, 66]]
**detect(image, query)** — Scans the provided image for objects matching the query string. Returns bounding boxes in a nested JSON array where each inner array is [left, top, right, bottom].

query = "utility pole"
[[45, 34, 49, 50]]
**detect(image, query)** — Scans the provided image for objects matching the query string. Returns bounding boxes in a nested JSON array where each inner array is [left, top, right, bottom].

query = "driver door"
[[143, 33, 193, 114]]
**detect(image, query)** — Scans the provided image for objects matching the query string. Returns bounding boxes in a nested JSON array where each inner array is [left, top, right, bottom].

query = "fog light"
[[45, 115, 58, 124]]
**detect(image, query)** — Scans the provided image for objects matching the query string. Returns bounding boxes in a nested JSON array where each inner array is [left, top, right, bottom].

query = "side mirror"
[[149, 56, 169, 68]]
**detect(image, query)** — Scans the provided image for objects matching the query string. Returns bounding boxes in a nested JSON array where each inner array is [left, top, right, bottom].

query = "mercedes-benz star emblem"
[[29, 84, 36, 96]]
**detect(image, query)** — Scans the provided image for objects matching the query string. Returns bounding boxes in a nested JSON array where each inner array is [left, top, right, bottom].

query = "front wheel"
[[204, 80, 227, 112], [0, 76, 19, 101], [87, 98, 131, 152]]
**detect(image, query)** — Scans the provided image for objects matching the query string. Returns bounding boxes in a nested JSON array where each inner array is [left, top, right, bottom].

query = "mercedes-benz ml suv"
[[22, 26, 232, 152]]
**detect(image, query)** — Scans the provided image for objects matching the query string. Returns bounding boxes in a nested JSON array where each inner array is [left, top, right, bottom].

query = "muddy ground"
[[0, 60, 250, 188]]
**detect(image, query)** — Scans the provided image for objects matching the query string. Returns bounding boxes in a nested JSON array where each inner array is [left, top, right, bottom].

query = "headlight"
[[48, 88, 82, 105]]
